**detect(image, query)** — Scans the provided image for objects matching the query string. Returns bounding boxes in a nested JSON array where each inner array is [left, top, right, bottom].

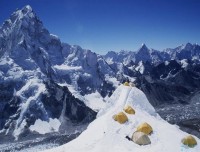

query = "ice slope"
[[43, 85, 200, 152]]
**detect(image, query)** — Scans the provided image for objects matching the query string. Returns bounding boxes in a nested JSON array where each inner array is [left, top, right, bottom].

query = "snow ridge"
[[43, 85, 200, 152]]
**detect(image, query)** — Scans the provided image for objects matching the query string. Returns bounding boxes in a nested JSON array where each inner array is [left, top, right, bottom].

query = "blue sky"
[[0, 0, 200, 54]]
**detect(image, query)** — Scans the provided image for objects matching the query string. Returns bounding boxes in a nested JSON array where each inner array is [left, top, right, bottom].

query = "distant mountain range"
[[104, 42, 200, 66], [0, 5, 200, 140]]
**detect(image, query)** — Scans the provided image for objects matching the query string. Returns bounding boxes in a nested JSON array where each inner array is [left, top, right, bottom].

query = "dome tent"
[[113, 112, 128, 124], [182, 135, 197, 148], [136, 122, 153, 135], [123, 82, 129, 86], [124, 105, 135, 114], [132, 131, 151, 145]]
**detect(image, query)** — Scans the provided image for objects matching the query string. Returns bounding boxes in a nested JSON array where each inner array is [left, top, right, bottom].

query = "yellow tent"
[[113, 112, 128, 124], [182, 135, 197, 148], [136, 122, 153, 135], [123, 82, 129, 86], [124, 105, 135, 114]]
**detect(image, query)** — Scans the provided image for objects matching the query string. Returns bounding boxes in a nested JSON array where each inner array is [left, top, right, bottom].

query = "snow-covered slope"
[[44, 85, 200, 152]]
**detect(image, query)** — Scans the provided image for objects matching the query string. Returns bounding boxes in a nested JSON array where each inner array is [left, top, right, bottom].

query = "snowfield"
[[43, 85, 200, 152], [30, 118, 61, 134], [84, 91, 106, 112]]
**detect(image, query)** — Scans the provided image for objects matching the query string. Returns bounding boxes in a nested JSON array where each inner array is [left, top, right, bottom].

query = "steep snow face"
[[54, 45, 116, 96], [135, 61, 145, 74], [44, 85, 200, 152], [0, 5, 64, 68], [180, 59, 189, 68], [97, 55, 115, 77], [0, 5, 58, 138], [13, 78, 47, 139], [104, 50, 135, 65]]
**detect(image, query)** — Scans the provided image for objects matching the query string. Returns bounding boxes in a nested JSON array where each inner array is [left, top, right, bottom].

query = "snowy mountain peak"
[[140, 43, 148, 50], [10, 5, 35, 23], [141, 43, 147, 47], [0, 4, 97, 137], [137, 43, 150, 55], [183, 42, 193, 50], [0, 5, 39, 39], [135, 43, 151, 63], [22, 5, 33, 12]]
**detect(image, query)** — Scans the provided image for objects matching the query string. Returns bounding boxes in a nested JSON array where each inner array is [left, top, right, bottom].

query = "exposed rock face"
[[134, 60, 200, 138], [0, 5, 97, 139], [135, 60, 200, 106], [0, 78, 96, 138]]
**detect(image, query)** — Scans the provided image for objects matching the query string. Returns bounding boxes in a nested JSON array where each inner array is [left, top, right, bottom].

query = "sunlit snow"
[[43, 85, 200, 152], [30, 118, 61, 134]]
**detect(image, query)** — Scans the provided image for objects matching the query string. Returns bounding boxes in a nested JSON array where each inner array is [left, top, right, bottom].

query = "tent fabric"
[[123, 82, 129, 86], [112, 115, 117, 121], [113, 112, 128, 124], [124, 105, 135, 114], [132, 131, 151, 145], [182, 135, 197, 148], [136, 122, 153, 135]]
